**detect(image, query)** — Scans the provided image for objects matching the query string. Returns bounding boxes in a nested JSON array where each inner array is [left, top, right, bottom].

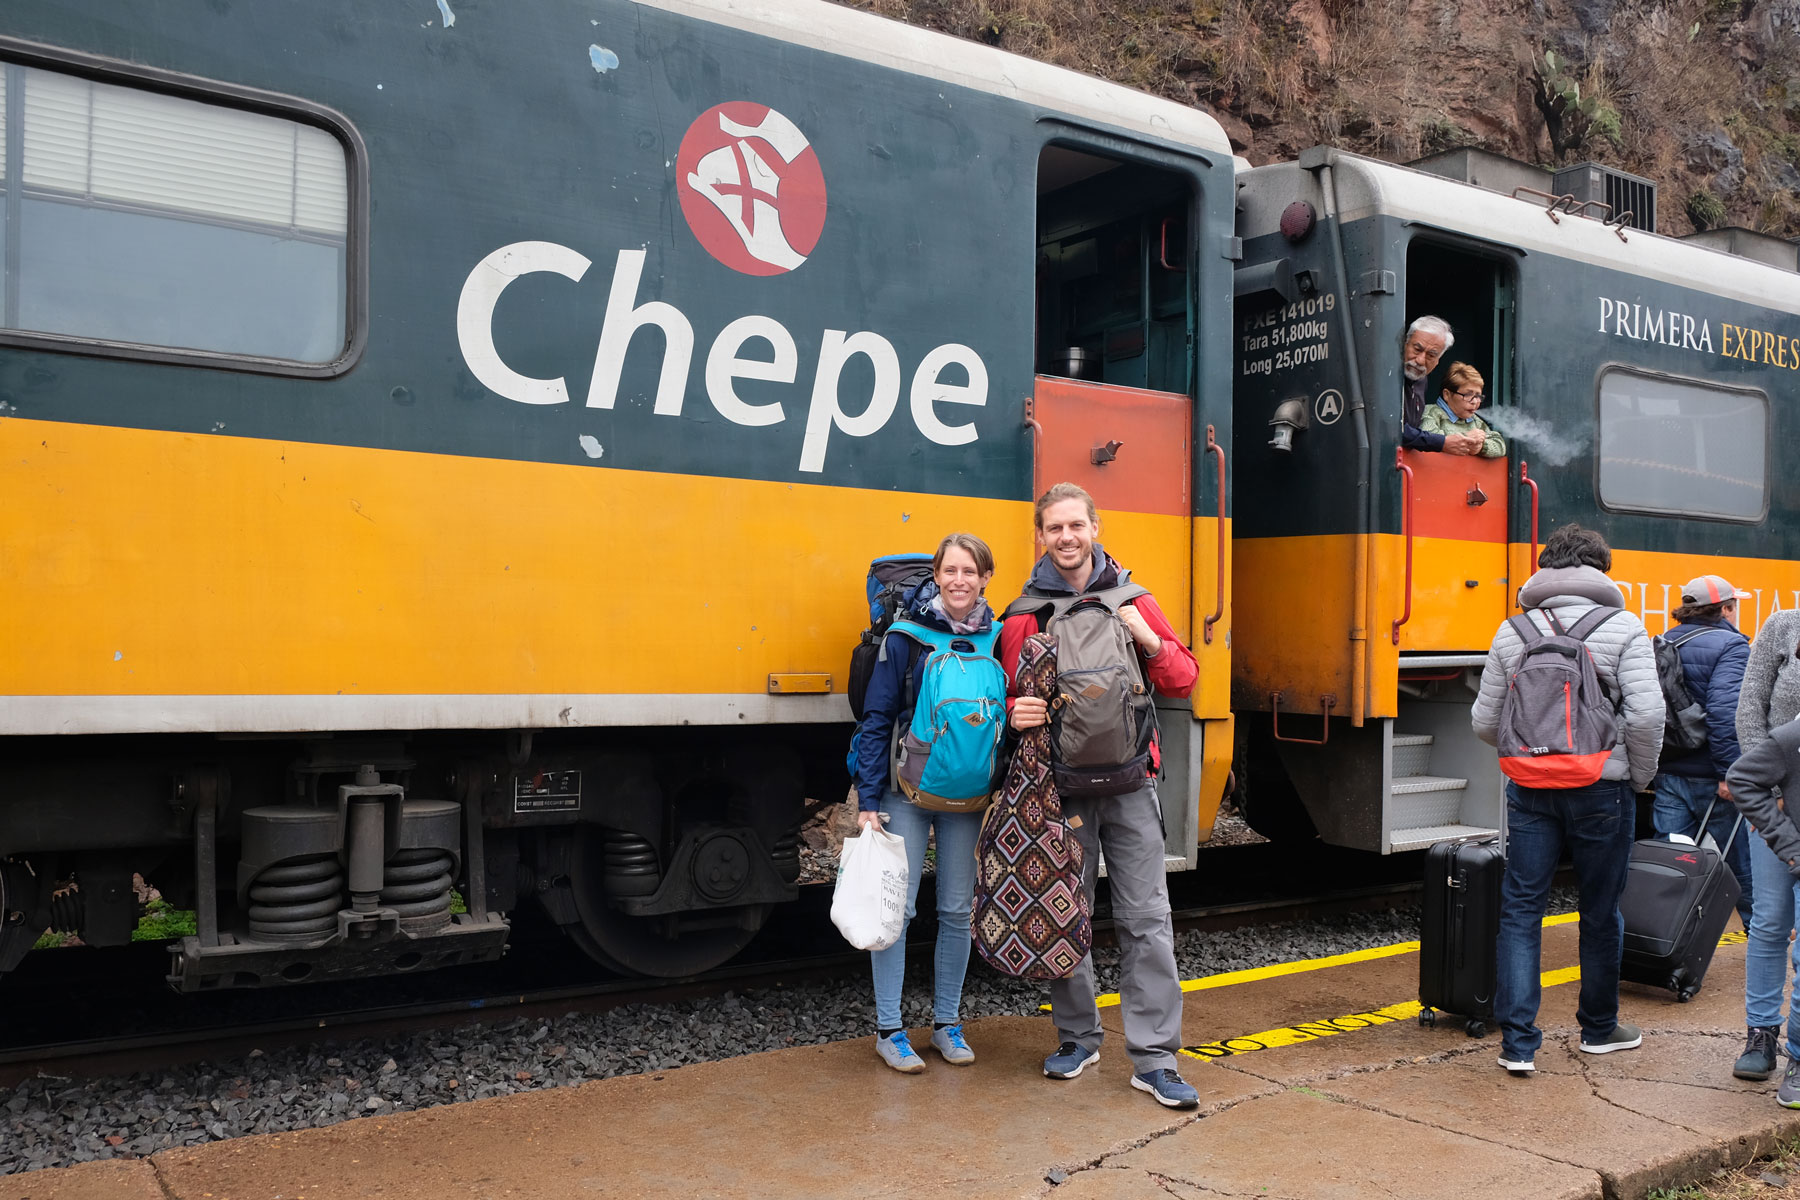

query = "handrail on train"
[[1270, 690, 1335, 744], [1202, 424, 1226, 644], [1391, 449, 1414, 645], [1510, 186, 1631, 242], [1520, 459, 1540, 573]]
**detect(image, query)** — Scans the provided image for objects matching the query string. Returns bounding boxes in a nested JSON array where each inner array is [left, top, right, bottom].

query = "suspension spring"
[[769, 827, 800, 885], [48, 887, 84, 934], [247, 854, 344, 941], [381, 847, 454, 929], [602, 831, 660, 897]]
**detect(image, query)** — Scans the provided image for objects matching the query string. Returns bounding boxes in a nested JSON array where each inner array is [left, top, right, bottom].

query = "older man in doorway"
[[1402, 314, 1485, 455]]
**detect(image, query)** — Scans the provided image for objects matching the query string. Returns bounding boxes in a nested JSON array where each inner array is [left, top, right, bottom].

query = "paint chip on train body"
[[436, 0, 455, 28], [589, 45, 620, 73], [578, 435, 604, 459]]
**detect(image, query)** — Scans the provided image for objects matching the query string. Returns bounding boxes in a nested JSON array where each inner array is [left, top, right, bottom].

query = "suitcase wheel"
[[1465, 1020, 1488, 1039], [1678, 988, 1697, 1003], [1418, 1009, 1437, 1028]]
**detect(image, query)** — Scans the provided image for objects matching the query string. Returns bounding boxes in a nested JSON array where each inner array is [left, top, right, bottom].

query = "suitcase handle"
[[1697, 796, 1746, 858]]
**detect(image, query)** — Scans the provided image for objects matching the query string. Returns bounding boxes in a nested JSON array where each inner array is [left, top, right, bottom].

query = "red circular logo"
[[676, 102, 827, 276]]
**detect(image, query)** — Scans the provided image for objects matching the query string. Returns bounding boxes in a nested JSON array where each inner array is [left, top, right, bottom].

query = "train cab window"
[[1036, 147, 1192, 395], [0, 61, 348, 363], [1598, 369, 1766, 521], [1404, 240, 1514, 441]]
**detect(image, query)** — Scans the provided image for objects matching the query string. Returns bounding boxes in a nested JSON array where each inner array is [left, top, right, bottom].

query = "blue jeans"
[[1496, 779, 1635, 1062], [1653, 773, 1753, 927], [1744, 832, 1800, 1053], [869, 791, 981, 1031]]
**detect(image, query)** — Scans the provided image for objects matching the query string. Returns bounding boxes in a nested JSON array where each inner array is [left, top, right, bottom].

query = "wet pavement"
[[7, 920, 1788, 1200]]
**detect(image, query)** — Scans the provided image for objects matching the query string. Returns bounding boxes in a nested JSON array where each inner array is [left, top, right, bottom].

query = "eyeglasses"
[[1450, 389, 1484, 402]]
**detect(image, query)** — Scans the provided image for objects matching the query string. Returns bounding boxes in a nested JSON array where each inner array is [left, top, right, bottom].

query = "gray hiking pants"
[[1049, 779, 1185, 1074]]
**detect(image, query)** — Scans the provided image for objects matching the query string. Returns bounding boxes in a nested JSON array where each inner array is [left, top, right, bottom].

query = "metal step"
[[1392, 734, 1434, 778], [1390, 774, 1468, 795], [1389, 824, 1501, 853], [1390, 775, 1470, 830]]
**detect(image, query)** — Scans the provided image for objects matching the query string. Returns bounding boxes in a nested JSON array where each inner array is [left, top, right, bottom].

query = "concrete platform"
[[6, 924, 1791, 1200]]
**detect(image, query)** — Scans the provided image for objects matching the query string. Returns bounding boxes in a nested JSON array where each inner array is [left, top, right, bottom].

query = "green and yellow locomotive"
[[1231, 148, 1800, 853], [0, 0, 1235, 984]]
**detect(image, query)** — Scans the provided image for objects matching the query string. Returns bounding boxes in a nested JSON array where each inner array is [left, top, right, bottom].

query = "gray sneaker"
[[1778, 1060, 1800, 1109], [1779, 1060, 1800, 1108], [1579, 1022, 1642, 1054], [930, 1024, 975, 1065], [876, 1030, 925, 1074]]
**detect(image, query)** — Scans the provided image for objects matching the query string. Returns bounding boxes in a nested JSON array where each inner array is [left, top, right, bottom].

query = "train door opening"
[[1033, 145, 1194, 617], [1033, 143, 1210, 862], [1383, 239, 1517, 852], [1400, 240, 1517, 652]]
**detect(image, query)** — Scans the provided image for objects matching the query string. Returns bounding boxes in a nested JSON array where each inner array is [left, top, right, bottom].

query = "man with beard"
[[1402, 315, 1484, 455], [1002, 483, 1201, 1110]]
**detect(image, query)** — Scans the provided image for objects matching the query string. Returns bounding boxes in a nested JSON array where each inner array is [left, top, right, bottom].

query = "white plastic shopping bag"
[[830, 826, 909, 951]]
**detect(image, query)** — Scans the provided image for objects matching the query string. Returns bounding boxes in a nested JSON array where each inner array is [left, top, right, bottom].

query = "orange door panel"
[[1397, 451, 1510, 652], [1030, 376, 1192, 641]]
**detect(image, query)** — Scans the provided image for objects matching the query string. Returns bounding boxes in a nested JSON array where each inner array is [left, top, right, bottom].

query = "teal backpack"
[[887, 620, 1007, 813]]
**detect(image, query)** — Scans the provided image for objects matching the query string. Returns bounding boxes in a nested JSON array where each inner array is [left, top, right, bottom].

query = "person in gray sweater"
[[1727, 610, 1800, 1086], [1471, 524, 1662, 1075]]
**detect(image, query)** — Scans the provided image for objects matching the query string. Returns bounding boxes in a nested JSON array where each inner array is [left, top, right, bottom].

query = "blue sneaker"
[[876, 1030, 925, 1074], [1043, 1041, 1099, 1079], [930, 1024, 975, 1065], [1131, 1067, 1199, 1109]]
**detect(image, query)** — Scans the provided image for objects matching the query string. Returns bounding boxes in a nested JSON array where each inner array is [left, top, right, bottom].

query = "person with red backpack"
[[1001, 482, 1201, 1110], [1470, 524, 1664, 1075]]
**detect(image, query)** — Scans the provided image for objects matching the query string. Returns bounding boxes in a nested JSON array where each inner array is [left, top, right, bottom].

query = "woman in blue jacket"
[[852, 532, 1000, 1073]]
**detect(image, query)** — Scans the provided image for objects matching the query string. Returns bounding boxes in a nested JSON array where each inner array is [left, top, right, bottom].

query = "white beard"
[[1402, 363, 1426, 381]]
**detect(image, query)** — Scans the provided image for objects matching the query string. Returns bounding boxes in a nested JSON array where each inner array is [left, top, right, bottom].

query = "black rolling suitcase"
[[1620, 800, 1743, 1002], [1418, 837, 1503, 1037]]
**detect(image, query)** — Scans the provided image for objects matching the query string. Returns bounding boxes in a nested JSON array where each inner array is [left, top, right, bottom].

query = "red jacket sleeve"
[[1000, 596, 1195, 698], [1129, 593, 1198, 698], [1000, 612, 1036, 708]]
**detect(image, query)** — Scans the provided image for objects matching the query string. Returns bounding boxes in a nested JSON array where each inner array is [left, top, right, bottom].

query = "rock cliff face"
[[839, 0, 1800, 238]]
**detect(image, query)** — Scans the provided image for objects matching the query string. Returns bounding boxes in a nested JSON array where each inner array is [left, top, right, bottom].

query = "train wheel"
[[565, 828, 769, 978], [566, 901, 769, 978]]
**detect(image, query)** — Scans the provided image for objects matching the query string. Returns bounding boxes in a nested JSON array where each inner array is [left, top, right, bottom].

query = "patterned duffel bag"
[[971, 631, 1092, 980]]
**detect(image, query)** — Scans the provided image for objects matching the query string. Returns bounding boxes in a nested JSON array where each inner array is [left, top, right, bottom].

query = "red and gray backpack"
[[1496, 607, 1622, 788]]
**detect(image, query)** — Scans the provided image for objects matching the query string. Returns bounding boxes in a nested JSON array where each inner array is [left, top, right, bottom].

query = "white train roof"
[[1244, 150, 1800, 314], [640, 0, 1234, 160]]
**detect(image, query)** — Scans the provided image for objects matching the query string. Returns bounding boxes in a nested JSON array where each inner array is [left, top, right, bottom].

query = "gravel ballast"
[[0, 896, 1574, 1175]]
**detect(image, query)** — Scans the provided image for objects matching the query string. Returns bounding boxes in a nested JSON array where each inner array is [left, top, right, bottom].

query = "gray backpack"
[[1495, 607, 1622, 789], [1004, 584, 1157, 797]]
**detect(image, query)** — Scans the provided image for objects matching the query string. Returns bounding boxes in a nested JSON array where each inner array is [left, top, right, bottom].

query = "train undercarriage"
[[0, 727, 836, 988]]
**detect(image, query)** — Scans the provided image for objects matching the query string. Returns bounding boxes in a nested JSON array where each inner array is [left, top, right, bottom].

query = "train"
[[0, 0, 1793, 989]]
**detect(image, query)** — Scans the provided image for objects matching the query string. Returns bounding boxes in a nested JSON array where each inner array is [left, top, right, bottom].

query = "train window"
[[1598, 369, 1766, 522], [0, 61, 348, 363], [1036, 147, 1192, 395]]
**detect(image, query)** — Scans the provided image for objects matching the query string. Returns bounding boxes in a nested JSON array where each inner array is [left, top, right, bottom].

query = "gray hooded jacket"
[[1726, 718, 1800, 877], [1470, 565, 1665, 790]]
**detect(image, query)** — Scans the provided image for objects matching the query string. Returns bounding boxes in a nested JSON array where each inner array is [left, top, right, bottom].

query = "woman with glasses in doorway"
[[1419, 362, 1506, 458]]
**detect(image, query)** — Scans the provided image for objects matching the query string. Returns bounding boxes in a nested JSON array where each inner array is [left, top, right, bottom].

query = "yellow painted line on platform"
[[1083, 912, 1580, 1010], [1171, 926, 1744, 1061]]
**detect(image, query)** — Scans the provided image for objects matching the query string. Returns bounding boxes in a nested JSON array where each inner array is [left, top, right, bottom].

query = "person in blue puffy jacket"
[[851, 532, 998, 1074], [1652, 573, 1752, 929]]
